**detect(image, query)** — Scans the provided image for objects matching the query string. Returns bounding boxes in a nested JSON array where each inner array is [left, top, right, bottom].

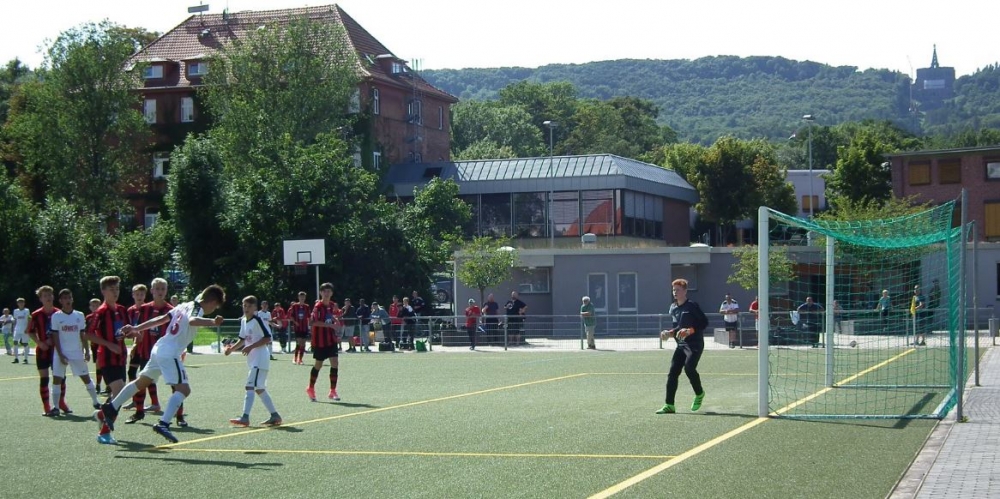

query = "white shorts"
[[140, 352, 188, 385], [52, 357, 89, 378], [245, 367, 269, 390], [13, 332, 28, 343]]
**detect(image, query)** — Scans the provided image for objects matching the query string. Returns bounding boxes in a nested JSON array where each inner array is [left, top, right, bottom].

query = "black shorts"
[[312, 345, 338, 361], [101, 365, 127, 384], [36, 353, 53, 371], [294, 330, 309, 339], [724, 321, 738, 331], [129, 355, 149, 369]]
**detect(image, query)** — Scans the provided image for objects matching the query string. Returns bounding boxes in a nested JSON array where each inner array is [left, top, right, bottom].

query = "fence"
[[205, 308, 998, 353]]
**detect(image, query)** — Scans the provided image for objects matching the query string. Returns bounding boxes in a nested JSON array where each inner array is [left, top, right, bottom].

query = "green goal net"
[[757, 202, 965, 419]]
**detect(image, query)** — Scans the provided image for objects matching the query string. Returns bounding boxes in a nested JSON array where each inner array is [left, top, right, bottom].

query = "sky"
[[1, 0, 996, 77]]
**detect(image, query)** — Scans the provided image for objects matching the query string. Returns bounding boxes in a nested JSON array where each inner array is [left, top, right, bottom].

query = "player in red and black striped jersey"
[[122, 283, 146, 413], [288, 292, 311, 365], [83, 276, 132, 441], [85, 298, 103, 393], [306, 283, 341, 402], [26, 286, 69, 416], [124, 278, 174, 424]]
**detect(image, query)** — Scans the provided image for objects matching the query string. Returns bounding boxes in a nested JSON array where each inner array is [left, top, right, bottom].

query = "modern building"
[[122, 4, 456, 228], [786, 169, 829, 218]]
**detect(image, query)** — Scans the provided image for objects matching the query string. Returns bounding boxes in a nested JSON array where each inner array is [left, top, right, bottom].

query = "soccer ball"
[[849, 340, 857, 348]]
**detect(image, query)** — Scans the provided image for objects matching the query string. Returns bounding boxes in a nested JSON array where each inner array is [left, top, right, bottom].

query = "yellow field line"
[[587, 372, 756, 376], [157, 373, 587, 449], [0, 375, 37, 382], [589, 348, 918, 498], [169, 448, 675, 460]]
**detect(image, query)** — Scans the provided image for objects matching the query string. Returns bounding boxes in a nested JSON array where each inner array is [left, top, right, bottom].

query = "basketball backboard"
[[283, 239, 326, 266]]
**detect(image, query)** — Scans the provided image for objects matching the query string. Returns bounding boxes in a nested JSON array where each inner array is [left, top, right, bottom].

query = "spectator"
[[832, 299, 843, 333], [483, 294, 500, 346], [342, 298, 357, 353], [388, 296, 402, 348], [356, 298, 372, 352], [397, 297, 415, 350], [719, 293, 740, 348], [910, 285, 927, 346], [796, 297, 824, 346], [465, 299, 481, 350], [370, 303, 390, 345], [271, 302, 289, 353], [874, 290, 891, 333], [580, 296, 596, 350], [505, 291, 527, 346], [749, 296, 759, 331]]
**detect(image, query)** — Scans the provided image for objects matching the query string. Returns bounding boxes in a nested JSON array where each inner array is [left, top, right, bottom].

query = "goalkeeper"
[[657, 278, 709, 414]]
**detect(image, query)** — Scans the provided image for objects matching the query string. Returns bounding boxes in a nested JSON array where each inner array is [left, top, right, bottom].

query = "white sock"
[[111, 382, 139, 409], [242, 389, 254, 416], [13, 344, 18, 357], [85, 381, 99, 406], [258, 390, 277, 414], [160, 390, 187, 424], [51, 383, 62, 411]]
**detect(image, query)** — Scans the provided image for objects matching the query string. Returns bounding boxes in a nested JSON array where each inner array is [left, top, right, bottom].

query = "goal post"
[[757, 201, 965, 419]]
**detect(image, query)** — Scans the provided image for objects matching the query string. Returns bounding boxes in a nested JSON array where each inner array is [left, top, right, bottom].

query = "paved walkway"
[[891, 343, 1000, 498]]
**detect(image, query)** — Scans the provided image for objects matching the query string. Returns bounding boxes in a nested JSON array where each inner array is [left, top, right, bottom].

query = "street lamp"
[[802, 114, 815, 218], [543, 120, 558, 248]]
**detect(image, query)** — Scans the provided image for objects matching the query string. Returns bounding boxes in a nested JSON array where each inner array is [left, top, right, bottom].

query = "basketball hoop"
[[294, 261, 308, 276]]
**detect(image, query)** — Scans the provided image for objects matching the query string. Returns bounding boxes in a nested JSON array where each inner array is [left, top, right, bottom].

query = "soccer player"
[[258, 300, 275, 361], [306, 283, 340, 402], [123, 283, 147, 410], [85, 276, 129, 443], [288, 291, 311, 365], [271, 301, 289, 353], [657, 278, 709, 414], [99, 285, 226, 444], [124, 278, 173, 425], [50, 289, 101, 413], [12, 298, 30, 364], [1, 307, 13, 356], [26, 286, 69, 415], [85, 298, 103, 393], [224, 296, 282, 427]]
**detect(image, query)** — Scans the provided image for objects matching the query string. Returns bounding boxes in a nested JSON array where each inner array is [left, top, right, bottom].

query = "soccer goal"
[[756, 201, 966, 419]]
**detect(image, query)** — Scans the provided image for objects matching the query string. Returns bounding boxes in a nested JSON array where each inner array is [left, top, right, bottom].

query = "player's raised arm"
[[189, 315, 225, 328]]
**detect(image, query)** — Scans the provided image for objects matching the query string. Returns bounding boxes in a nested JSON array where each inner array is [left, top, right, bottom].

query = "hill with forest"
[[422, 57, 1000, 144]]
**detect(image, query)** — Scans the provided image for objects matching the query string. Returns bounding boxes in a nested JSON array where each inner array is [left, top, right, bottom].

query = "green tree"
[[728, 244, 797, 294], [106, 223, 175, 288], [0, 58, 31, 125], [454, 140, 517, 161], [497, 81, 578, 151], [451, 100, 543, 157], [3, 21, 151, 214], [825, 121, 922, 210], [456, 236, 518, 305], [0, 181, 37, 304]]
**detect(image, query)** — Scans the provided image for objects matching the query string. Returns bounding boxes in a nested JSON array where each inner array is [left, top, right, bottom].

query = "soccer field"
[[1, 349, 937, 498]]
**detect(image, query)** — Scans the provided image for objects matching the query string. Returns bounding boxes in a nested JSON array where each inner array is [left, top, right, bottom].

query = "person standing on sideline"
[[356, 298, 372, 352], [874, 290, 891, 333], [370, 302, 390, 344], [796, 297, 824, 345], [910, 285, 927, 346], [580, 296, 597, 350], [504, 291, 527, 346], [464, 299, 481, 350], [482, 293, 500, 346], [225, 295, 282, 427], [719, 293, 740, 348], [12, 298, 30, 364], [749, 296, 760, 331], [388, 296, 402, 348], [341, 298, 357, 353], [1, 307, 13, 356], [288, 292, 311, 365], [832, 300, 844, 333], [657, 279, 709, 414]]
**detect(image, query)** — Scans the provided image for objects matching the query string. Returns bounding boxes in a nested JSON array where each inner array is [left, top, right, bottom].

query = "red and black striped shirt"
[[29, 307, 57, 360], [130, 301, 173, 360], [310, 300, 338, 349], [288, 302, 311, 333], [94, 302, 128, 368]]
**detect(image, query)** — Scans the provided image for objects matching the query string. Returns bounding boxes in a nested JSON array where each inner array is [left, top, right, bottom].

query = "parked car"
[[430, 275, 454, 304]]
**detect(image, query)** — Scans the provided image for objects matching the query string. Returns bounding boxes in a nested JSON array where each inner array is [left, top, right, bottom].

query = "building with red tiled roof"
[[123, 4, 457, 228]]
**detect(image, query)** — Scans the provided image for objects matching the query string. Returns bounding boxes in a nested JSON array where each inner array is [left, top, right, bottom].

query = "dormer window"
[[391, 62, 404, 74], [188, 61, 208, 76], [143, 65, 163, 79]]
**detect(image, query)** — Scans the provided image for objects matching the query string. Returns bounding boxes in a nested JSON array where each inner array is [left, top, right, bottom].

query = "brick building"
[[887, 145, 1000, 241], [122, 4, 456, 228]]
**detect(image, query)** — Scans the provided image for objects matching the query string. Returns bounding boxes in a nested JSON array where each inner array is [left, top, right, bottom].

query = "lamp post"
[[802, 114, 815, 218], [543, 120, 558, 248]]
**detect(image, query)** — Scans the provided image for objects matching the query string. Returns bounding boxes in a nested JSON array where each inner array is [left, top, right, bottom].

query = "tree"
[[0, 181, 37, 304], [825, 121, 922, 210], [3, 21, 151, 214], [0, 58, 31, 125], [451, 100, 543, 158], [456, 236, 518, 306], [454, 140, 517, 161], [728, 244, 797, 294], [106, 223, 175, 289]]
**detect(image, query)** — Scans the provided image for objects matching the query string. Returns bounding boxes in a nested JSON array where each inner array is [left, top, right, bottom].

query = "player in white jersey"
[[258, 300, 275, 360], [12, 298, 31, 363], [50, 289, 102, 412], [224, 296, 282, 427], [1, 308, 13, 356], [98, 285, 225, 444]]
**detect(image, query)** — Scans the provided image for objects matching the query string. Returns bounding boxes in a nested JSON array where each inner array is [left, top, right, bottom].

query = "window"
[[480, 193, 512, 237], [372, 88, 380, 115], [348, 88, 360, 113], [513, 192, 545, 238], [181, 97, 194, 123], [938, 160, 961, 184], [372, 151, 382, 170], [985, 201, 1000, 240], [153, 152, 170, 178], [188, 61, 208, 76], [352, 150, 362, 168], [618, 272, 638, 312], [144, 208, 159, 228], [996, 262, 1000, 299], [143, 99, 156, 124], [582, 190, 614, 235], [620, 191, 662, 238], [438, 106, 444, 130], [802, 195, 819, 212], [143, 65, 163, 79], [407, 100, 422, 125], [987, 161, 1000, 180], [551, 191, 579, 237], [909, 162, 931, 185], [391, 62, 404, 74], [588, 273, 608, 312], [518, 268, 551, 294]]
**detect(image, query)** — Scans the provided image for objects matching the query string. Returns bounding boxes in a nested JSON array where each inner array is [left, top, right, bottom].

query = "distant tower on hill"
[[912, 45, 955, 111]]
